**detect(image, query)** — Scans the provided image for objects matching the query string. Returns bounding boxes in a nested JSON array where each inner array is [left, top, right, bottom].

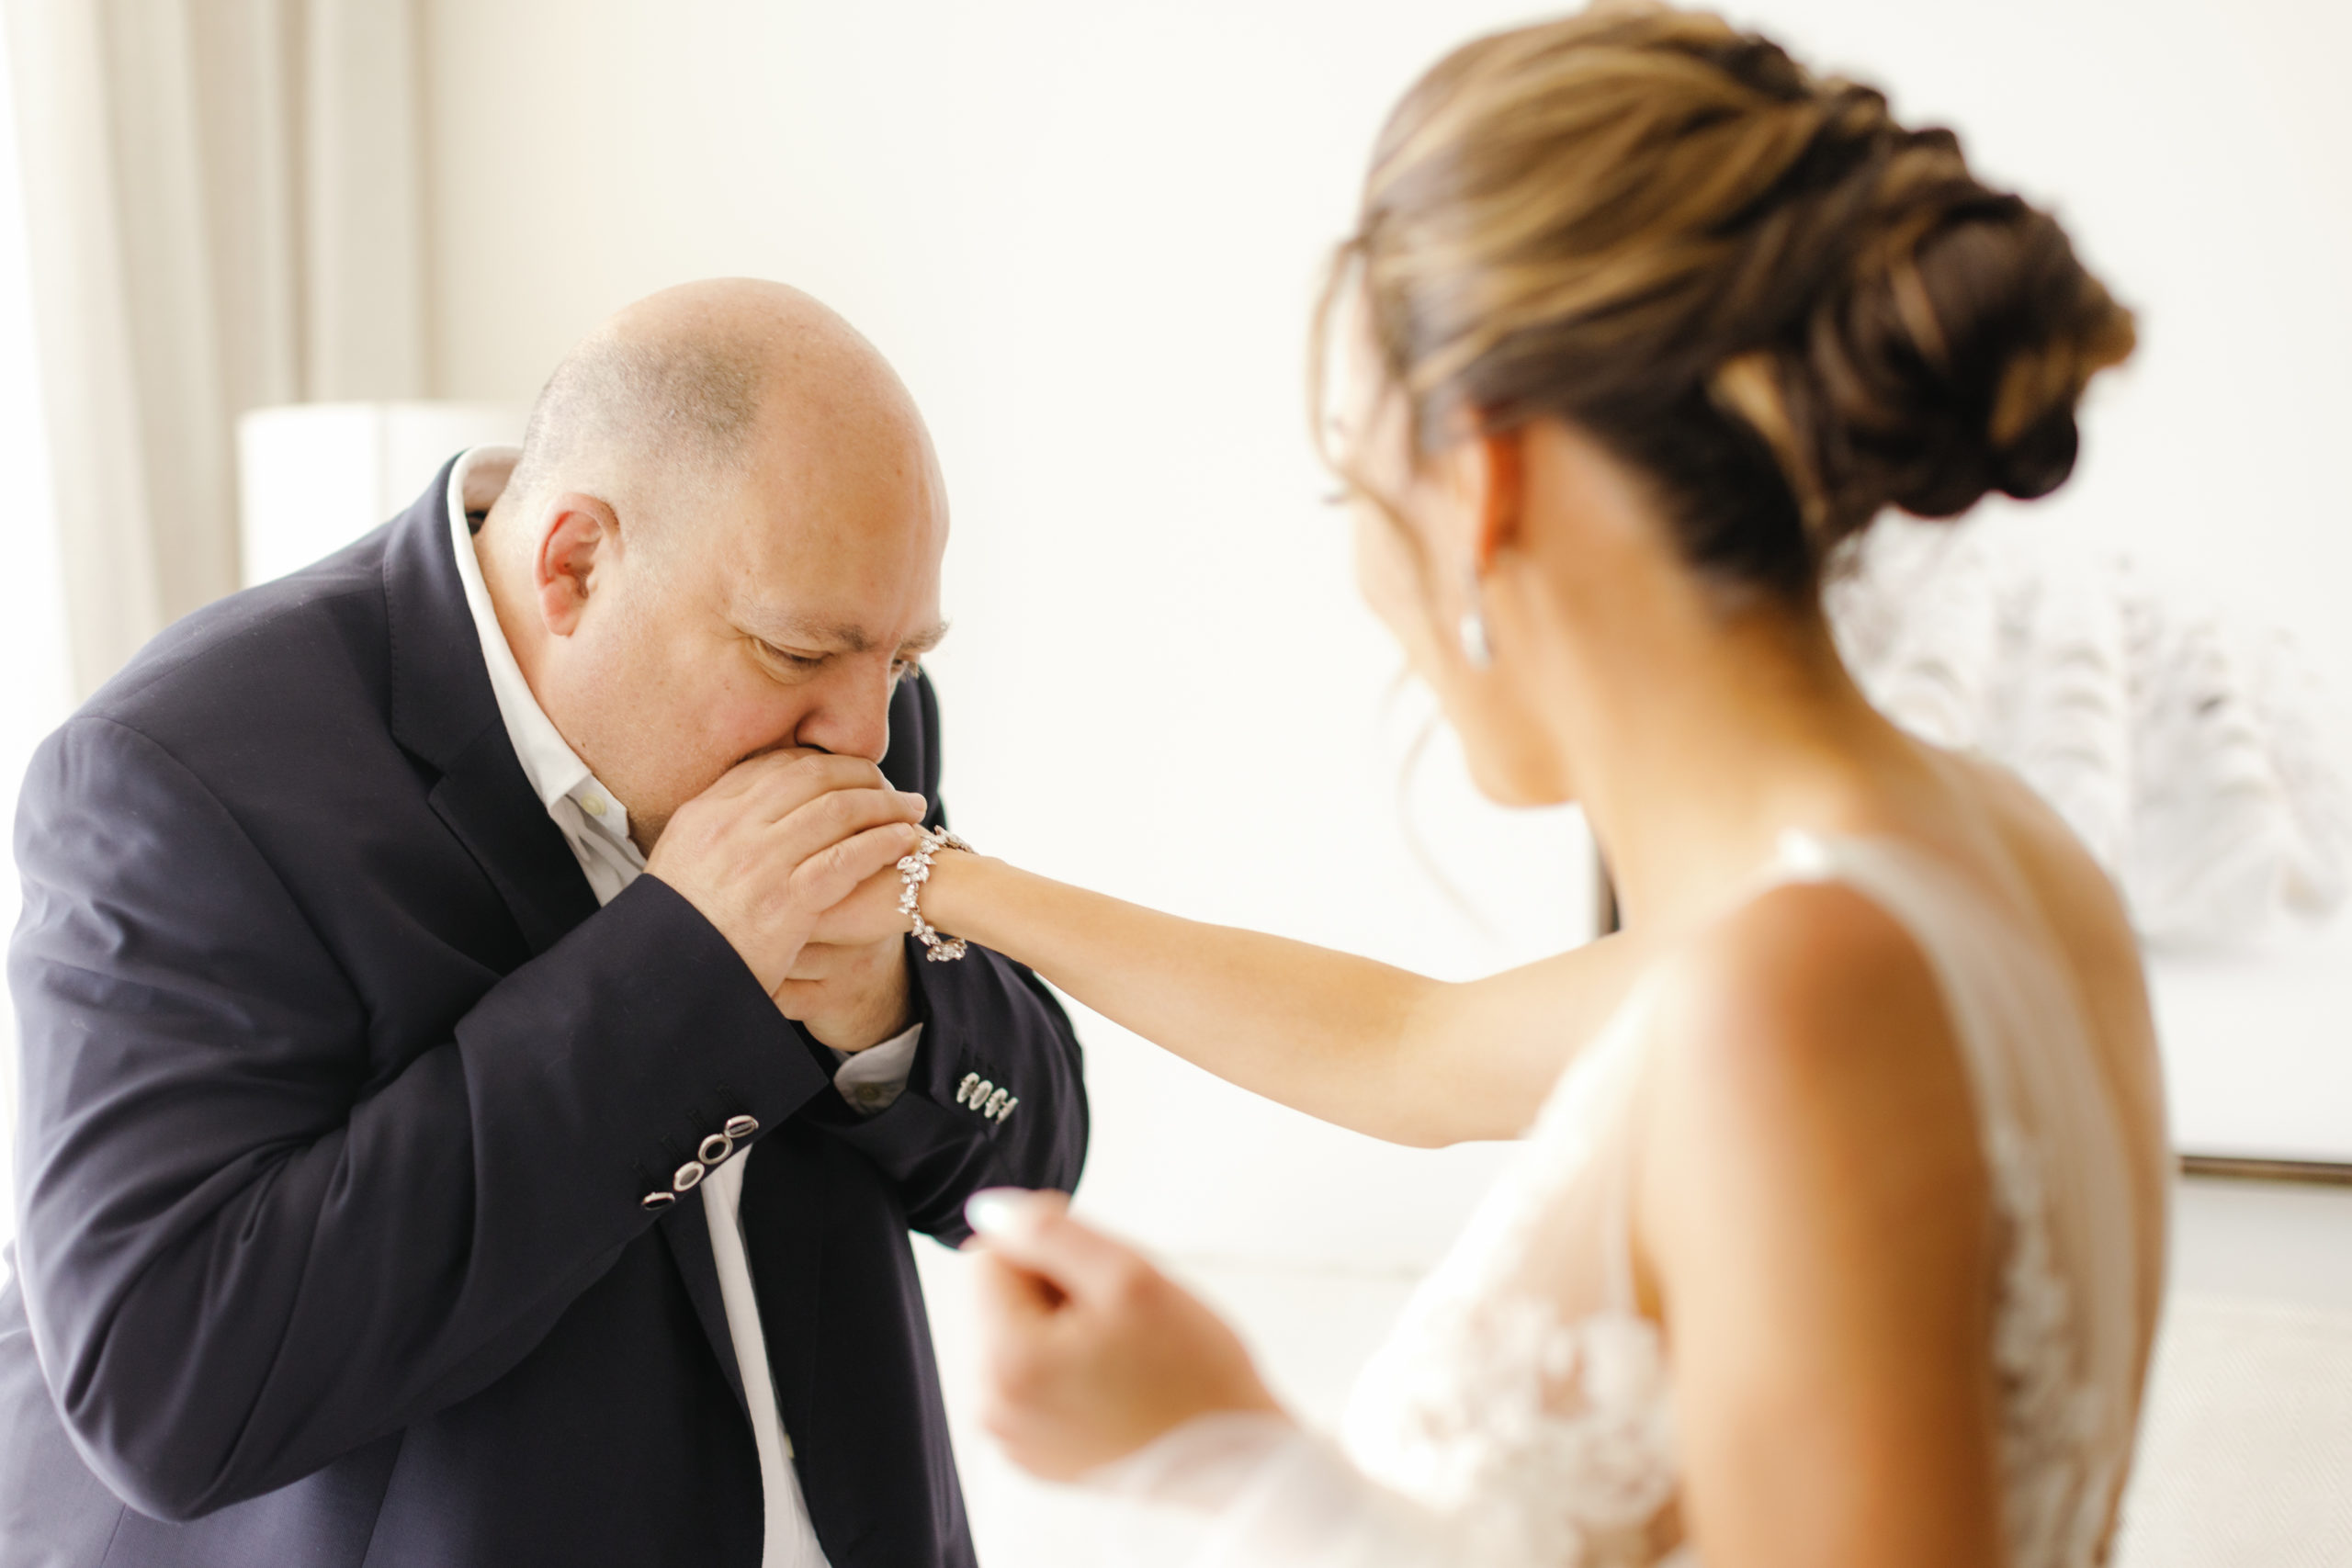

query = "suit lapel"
[[424, 723, 599, 957], [381, 460, 597, 957], [376, 458, 748, 1410]]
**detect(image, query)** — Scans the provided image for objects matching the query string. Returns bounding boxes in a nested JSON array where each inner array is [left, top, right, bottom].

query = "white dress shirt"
[[448, 446, 920, 1568]]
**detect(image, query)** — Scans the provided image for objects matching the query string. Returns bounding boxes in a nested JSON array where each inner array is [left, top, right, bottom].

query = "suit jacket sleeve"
[[7, 716, 830, 1522], [821, 673, 1088, 1244]]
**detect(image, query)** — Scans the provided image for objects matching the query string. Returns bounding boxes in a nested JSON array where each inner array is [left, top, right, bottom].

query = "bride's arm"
[[921, 851, 1649, 1147]]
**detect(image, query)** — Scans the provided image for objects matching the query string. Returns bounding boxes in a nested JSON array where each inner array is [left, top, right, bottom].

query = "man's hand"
[[644, 751, 926, 995], [774, 935, 913, 1053], [783, 834, 949, 1051]]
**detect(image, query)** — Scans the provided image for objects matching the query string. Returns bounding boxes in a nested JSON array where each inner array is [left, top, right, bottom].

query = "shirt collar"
[[447, 446, 639, 850]]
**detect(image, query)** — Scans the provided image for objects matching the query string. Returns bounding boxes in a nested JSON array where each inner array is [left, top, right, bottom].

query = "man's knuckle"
[[816, 791, 867, 829]]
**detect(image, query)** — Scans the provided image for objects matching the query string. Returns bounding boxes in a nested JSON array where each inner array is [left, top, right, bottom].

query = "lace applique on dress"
[[1340, 994, 1683, 1568], [1348, 1293, 1676, 1568], [1980, 1116, 2122, 1568]]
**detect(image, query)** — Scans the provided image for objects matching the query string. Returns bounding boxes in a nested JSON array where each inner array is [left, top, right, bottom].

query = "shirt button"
[[581, 795, 607, 818]]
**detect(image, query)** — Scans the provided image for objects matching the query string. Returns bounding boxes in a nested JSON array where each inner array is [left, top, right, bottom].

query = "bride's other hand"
[[965, 1190, 1287, 1481]]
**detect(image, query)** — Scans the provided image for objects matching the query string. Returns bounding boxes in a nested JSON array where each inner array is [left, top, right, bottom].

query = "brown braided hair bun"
[[1323, 3, 2137, 598]]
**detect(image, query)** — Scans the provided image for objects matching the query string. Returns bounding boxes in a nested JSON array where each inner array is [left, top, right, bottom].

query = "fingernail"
[[898, 790, 928, 810], [965, 1188, 1032, 1239]]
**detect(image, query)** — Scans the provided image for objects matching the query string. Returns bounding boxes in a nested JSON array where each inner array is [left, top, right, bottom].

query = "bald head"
[[473, 278, 950, 843], [500, 278, 926, 536]]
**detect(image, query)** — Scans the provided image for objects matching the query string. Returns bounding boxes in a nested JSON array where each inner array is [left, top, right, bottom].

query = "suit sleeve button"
[[672, 1161, 706, 1193], [642, 1190, 677, 1211], [697, 1133, 734, 1165], [724, 1114, 759, 1140]]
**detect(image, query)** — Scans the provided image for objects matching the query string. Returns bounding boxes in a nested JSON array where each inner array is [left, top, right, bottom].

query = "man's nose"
[[796, 665, 895, 765]]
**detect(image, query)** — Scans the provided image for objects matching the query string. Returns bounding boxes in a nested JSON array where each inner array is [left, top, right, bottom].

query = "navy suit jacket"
[[0, 464, 1087, 1567]]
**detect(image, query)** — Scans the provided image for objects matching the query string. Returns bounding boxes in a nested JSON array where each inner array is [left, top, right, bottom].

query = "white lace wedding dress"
[[1105, 831, 2147, 1568]]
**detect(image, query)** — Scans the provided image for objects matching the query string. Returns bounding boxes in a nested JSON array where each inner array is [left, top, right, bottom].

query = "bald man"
[[0, 281, 1087, 1568]]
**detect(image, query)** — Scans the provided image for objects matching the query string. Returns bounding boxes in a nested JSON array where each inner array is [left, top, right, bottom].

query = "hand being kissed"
[[643, 746, 928, 1052]]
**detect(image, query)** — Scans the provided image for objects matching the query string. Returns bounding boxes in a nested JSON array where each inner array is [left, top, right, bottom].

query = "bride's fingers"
[[963, 1188, 1065, 1254], [965, 1190, 1147, 1307], [969, 1249, 1060, 1337]]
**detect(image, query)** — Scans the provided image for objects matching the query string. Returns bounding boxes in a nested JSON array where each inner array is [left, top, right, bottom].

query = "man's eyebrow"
[[751, 615, 875, 653], [747, 615, 950, 658]]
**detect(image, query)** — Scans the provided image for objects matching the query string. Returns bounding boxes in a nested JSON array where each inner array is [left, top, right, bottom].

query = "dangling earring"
[[1459, 574, 1493, 671]]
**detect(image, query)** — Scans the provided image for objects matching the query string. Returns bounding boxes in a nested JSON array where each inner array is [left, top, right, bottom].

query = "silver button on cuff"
[[641, 1190, 676, 1211], [724, 1114, 759, 1140], [672, 1161, 706, 1193], [697, 1133, 733, 1165]]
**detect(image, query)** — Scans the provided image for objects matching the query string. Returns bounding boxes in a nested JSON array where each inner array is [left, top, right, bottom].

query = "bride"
[[901, 6, 2168, 1563]]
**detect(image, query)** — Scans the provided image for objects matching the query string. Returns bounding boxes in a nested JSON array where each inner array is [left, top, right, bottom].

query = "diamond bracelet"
[[898, 827, 976, 962]]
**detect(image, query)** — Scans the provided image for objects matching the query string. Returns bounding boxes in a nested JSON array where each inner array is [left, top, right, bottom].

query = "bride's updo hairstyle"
[[1321, 3, 2137, 600]]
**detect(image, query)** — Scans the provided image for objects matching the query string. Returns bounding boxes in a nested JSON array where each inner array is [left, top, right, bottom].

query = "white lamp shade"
[[237, 401, 526, 587]]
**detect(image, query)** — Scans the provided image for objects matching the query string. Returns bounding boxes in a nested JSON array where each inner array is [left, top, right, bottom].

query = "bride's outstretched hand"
[[964, 1190, 1288, 1482]]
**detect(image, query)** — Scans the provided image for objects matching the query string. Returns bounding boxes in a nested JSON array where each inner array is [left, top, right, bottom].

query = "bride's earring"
[[1459, 575, 1493, 670]]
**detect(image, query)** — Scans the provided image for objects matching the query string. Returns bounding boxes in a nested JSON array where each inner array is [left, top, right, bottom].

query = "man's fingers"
[[777, 785, 924, 873], [746, 752, 902, 824], [774, 779, 927, 856], [687, 750, 904, 825], [694, 745, 811, 806], [805, 862, 906, 946], [779, 942, 837, 984], [790, 820, 923, 914], [776, 941, 861, 985], [965, 1190, 1148, 1306]]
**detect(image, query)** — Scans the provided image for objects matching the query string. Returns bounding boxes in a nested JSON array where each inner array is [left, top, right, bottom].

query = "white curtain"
[[2, 0, 428, 697]]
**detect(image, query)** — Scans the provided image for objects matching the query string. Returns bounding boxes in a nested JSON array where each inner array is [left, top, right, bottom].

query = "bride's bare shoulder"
[[1637, 880, 1993, 1269], [1652, 878, 1957, 1086]]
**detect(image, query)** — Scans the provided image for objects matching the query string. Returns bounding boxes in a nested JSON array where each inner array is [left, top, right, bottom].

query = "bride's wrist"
[[907, 840, 997, 951]]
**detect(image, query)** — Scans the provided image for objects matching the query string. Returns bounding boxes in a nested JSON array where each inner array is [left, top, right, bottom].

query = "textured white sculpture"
[[1828, 517, 2351, 950]]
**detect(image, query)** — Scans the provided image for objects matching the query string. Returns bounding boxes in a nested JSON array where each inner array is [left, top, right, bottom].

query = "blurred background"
[[0, 2, 2347, 1563]]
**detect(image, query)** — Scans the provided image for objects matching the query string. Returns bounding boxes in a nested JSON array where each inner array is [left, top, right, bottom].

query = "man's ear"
[[533, 492, 622, 636]]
